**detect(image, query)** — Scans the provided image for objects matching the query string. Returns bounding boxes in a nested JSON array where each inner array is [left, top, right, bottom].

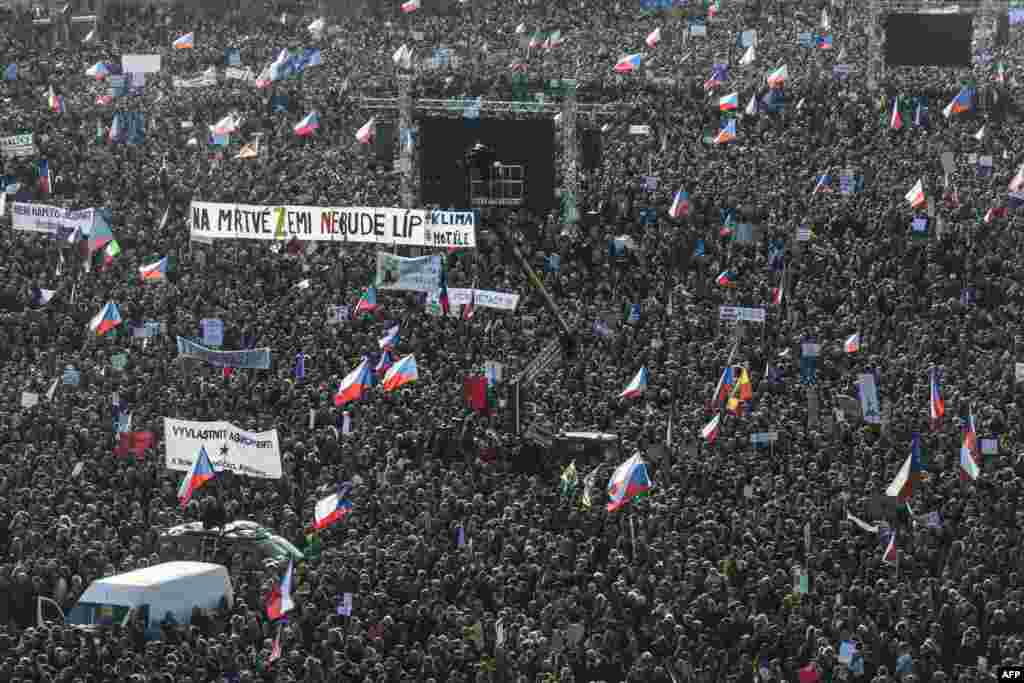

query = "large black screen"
[[419, 118, 556, 211], [884, 14, 973, 67]]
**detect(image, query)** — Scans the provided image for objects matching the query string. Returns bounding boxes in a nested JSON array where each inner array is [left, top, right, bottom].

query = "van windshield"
[[68, 602, 132, 627]]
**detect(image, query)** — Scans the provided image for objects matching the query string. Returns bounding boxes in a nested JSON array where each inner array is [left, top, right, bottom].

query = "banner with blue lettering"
[[189, 201, 477, 248], [176, 337, 271, 369]]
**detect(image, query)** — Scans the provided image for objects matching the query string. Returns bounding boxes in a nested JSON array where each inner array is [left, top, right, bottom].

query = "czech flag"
[[85, 62, 109, 79], [844, 333, 860, 353], [700, 414, 721, 443], [669, 188, 690, 218], [960, 415, 980, 481], [816, 34, 833, 49], [294, 111, 319, 137], [885, 432, 924, 500], [89, 302, 122, 336], [211, 114, 240, 136], [378, 324, 400, 350], [313, 491, 353, 530], [356, 117, 375, 144], [645, 27, 661, 48], [177, 446, 216, 507], [353, 286, 378, 316], [383, 354, 418, 392], [37, 159, 52, 194], [400, 0, 420, 12], [334, 358, 373, 406], [613, 54, 642, 73], [716, 270, 737, 287], [173, 32, 194, 49], [882, 532, 898, 564], [766, 65, 788, 88], [138, 257, 169, 282], [889, 97, 903, 130], [618, 367, 648, 399], [714, 366, 736, 405], [1009, 164, 1024, 193], [713, 119, 736, 144], [942, 86, 973, 118], [905, 179, 926, 209], [606, 454, 652, 512], [771, 281, 784, 305], [703, 64, 728, 91], [264, 561, 294, 621], [929, 368, 944, 430], [812, 173, 832, 195], [719, 92, 738, 111]]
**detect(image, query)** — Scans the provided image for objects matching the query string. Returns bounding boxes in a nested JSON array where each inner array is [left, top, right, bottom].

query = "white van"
[[51, 562, 232, 640]]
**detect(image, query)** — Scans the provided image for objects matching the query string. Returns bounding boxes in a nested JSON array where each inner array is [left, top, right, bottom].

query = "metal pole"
[[398, 73, 415, 211], [562, 80, 578, 218]]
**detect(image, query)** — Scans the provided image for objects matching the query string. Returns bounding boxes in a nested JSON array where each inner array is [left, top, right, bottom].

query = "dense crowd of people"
[[2, 0, 1024, 681]]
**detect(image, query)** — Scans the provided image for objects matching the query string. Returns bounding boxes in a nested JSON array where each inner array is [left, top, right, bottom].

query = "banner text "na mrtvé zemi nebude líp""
[[189, 202, 477, 249]]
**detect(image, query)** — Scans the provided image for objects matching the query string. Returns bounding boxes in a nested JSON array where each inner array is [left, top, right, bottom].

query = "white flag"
[[739, 45, 755, 66]]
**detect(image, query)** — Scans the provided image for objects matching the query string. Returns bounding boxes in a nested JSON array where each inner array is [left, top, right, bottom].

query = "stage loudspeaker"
[[375, 121, 396, 162], [997, 13, 1009, 47], [581, 129, 602, 170]]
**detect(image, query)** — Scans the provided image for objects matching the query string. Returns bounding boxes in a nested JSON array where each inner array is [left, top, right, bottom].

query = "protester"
[[1, 0, 1024, 682]]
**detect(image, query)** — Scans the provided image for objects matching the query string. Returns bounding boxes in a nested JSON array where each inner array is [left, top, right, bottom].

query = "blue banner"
[[176, 337, 272, 369]]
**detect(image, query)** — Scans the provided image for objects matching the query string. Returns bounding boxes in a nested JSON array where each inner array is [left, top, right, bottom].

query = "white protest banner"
[[164, 418, 283, 479], [628, 125, 651, 135], [173, 72, 218, 89], [719, 306, 767, 323], [376, 252, 442, 292], [224, 67, 256, 83], [122, 54, 162, 73], [1016, 362, 1024, 383], [0, 133, 37, 159], [190, 202, 477, 249], [857, 373, 881, 424], [21, 392, 39, 409], [426, 287, 520, 311], [11, 203, 96, 235]]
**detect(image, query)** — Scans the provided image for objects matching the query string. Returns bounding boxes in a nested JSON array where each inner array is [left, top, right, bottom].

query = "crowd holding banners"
[[2, 0, 1024, 682]]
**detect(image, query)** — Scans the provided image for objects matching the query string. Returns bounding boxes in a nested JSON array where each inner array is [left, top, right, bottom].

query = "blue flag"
[[294, 352, 305, 380], [4, 64, 17, 81]]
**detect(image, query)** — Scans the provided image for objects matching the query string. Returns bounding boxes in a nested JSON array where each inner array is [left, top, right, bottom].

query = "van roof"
[[79, 562, 228, 606], [94, 562, 225, 588]]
